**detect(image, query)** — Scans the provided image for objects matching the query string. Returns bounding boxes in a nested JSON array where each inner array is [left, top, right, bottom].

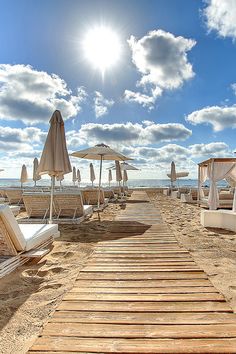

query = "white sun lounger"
[[0, 205, 59, 278]]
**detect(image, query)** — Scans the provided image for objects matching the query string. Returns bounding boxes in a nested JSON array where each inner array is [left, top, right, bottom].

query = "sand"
[[1, 192, 236, 353]]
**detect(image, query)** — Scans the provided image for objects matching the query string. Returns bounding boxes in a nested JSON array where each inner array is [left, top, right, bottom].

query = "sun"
[[83, 26, 121, 75]]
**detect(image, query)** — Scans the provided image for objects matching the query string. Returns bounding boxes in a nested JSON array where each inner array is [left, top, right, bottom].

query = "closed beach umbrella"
[[108, 169, 112, 187], [71, 143, 131, 209], [77, 169, 81, 187], [37, 110, 72, 223], [20, 164, 28, 188], [56, 174, 64, 189], [115, 160, 122, 185], [123, 169, 128, 182], [33, 157, 41, 186], [72, 166, 77, 185], [90, 163, 95, 186], [170, 161, 177, 187]]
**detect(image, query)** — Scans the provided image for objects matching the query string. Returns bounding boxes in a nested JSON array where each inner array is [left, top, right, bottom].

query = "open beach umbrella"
[[72, 166, 77, 186], [71, 143, 131, 209], [90, 163, 95, 186], [33, 157, 41, 186], [20, 164, 28, 188], [37, 110, 72, 223], [77, 169, 81, 187], [108, 169, 112, 187], [120, 162, 139, 171], [170, 161, 177, 188]]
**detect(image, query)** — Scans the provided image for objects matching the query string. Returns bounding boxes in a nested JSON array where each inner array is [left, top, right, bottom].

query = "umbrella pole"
[[49, 175, 55, 224], [97, 155, 103, 209]]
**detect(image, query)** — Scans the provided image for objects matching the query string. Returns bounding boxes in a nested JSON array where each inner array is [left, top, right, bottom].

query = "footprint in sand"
[[38, 283, 63, 291]]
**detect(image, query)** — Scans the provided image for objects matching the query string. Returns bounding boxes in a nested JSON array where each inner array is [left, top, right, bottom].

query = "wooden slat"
[[74, 279, 213, 287], [58, 301, 232, 312], [30, 337, 236, 353], [79, 271, 207, 279], [63, 293, 224, 302]]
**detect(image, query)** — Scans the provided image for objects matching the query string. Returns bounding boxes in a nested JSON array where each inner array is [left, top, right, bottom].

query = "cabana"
[[199, 158, 236, 232]]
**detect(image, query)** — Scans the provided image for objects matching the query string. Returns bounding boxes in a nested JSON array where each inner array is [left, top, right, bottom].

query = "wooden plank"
[[51, 311, 236, 324], [58, 301, 232, 312], [42, 323, 236, 338], [88, 259, 193, 264], [70, 286, 217, 294], [82, 266, 201, 271], [93, 251, 189, 254], [92, 253, 190, 258], [63, 293, 224, 302], [86, 262, 197, 266], [79, 271, 207, 280], [74, 279, 213, 287], [30, 337, 236, 353]]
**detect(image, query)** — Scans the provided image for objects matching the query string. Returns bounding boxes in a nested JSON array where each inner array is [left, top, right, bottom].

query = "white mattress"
[[19, 224, 58, 251], [84, 205, 93, 216]]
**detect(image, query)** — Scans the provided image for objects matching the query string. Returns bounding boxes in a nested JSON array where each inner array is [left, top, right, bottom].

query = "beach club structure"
[[2, 112, 236, 351]]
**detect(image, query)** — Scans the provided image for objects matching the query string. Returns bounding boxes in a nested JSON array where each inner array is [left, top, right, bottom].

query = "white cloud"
[[204, 0, 236, 39], [186, 105, 236, 131], [76, 121, 192, 147], [189, 142, 231, 157], [94, 91, 114, 118], [0, 64, 87, 124], [124, 87, 162, 110]]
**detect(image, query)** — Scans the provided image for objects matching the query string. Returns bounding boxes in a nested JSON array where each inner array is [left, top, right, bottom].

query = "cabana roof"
[[198, 157, 236, 167]]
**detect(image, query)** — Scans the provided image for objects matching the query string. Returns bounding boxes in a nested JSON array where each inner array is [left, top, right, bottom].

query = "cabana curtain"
[[199, 160, 236, 210]]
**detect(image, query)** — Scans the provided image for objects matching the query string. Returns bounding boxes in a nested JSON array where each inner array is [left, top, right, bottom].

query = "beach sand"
[[1, 192, 236, 353]]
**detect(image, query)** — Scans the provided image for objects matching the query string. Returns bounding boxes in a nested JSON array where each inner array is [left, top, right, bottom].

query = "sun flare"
[[83, 26, 121, 75]]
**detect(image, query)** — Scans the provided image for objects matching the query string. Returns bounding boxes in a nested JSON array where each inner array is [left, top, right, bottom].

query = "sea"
[[0, 178, 228, 189]]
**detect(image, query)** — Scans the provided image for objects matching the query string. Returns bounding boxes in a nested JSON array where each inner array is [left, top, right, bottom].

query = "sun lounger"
[[53, 193, 93, 221], [23, 193, 51, 219], [5, 189, 23, 205], [200, 191, 233, 209], [0, 204, 59, 278], [81, 189, 109, 209]]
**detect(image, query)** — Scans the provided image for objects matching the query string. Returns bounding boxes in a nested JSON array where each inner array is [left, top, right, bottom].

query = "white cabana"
[[90, 163, 95, 186], [20, 164, 28, 188], [33, 158, 41, 186], [37, 110, 72, 223], [198, 158, 236, 210]]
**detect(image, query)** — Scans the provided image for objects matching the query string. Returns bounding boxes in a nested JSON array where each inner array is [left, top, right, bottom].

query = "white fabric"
[[19, 224, 58, 251], [83, 205, 93, 216], [199, 166, 208, 199], [208, 162, 236, 210], [0, 204, 26, 251]]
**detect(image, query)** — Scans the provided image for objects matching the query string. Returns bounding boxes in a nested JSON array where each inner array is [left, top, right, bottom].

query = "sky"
[[0, 0, 236, 182]]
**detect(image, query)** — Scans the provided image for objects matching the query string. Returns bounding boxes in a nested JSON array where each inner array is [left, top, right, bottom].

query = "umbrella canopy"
[[167, 171, 189, 178], [20, 164, 28, 187], [72, 166, 77, 184], [123, 169, 128, 182], [120, 162, 139, 171], [77, 169, 81, 183], [33, 158, 41, 186], [115, 160, 122, 183], [90, 163, 95, 186], [71, 143, 131, 209], [38, 110, 72, 222]]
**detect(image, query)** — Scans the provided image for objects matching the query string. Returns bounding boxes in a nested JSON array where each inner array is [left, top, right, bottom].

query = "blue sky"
[[0, 0, 236, 181]]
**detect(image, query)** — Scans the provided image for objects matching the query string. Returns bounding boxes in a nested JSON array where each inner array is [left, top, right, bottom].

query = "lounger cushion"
[[84, 205, 93, 216], [19, 224, 58, 251], [0, 205, 26, 251]]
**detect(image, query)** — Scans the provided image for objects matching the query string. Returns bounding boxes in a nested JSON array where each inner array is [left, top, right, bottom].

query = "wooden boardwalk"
[[29, 191, 236, 353]]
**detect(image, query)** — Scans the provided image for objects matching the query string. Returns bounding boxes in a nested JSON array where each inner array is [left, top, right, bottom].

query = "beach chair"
[[81, 188, 109, 209], [53, 193, 93, 221], [0, 204, 59, 278], [5, 189, 23, 205], [22, 193, 52, 219]]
